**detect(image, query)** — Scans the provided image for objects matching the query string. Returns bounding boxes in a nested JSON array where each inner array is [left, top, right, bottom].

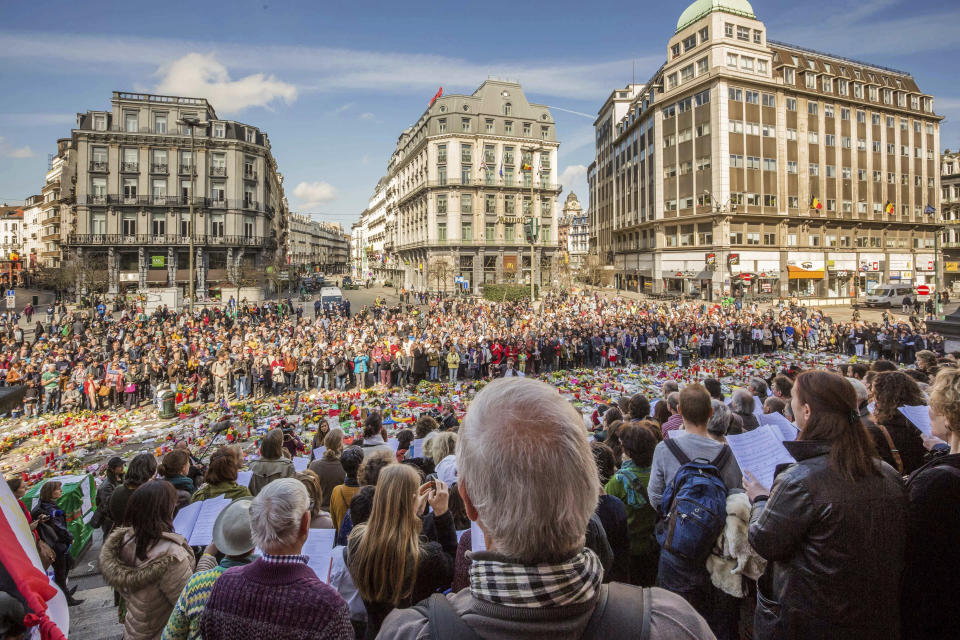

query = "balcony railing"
[[243, 169, 258, 180], [89, 161, 108, 172], [210, 166, 227, 177], [66, 233, 267, 247], [150, 163, 169, 174], [78, 194, 274, 213], [120, 162, 139, 172], [178, 164, 196, 175], [41, 231, 61, 242]]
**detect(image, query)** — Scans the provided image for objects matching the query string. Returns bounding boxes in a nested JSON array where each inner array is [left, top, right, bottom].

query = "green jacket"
[[190, 481, 252, 503], [605, 461, 658, 556]]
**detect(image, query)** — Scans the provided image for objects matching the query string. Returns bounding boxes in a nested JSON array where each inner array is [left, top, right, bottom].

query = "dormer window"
[[503, 103, 512, 116]]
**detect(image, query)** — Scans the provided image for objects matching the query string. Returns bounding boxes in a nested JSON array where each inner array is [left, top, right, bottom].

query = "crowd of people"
[[5, 340, 960, 639], [0, 289, 945, 419]]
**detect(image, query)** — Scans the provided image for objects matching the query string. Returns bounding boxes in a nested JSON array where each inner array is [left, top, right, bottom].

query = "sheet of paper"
[[752, 397, 765, 422], [456, 529, 470, 542], [649, 399, 659, 417], [172, 501, 202, 540], [409, 438, 425, 457], [386, 438, 400, 453], [760, 412, 799, 442], [470, 520, 486, 552], [726, 428, 796, 490], [302, 528, 336, 583], [236, 470, 253, 487], [187, 497, 229, 546], [898, 405, 933, 436], [293, 456, 310, 472], [867, 401, 876, 415]]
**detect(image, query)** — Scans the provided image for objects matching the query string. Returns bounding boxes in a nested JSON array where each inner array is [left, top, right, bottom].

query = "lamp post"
[[177, 116, 204, 316], [523, 145, 548, 302], [703, 190, 736, 300]]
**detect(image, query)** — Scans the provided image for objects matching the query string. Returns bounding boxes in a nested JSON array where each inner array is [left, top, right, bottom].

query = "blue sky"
[[1, 0, 958, 229]]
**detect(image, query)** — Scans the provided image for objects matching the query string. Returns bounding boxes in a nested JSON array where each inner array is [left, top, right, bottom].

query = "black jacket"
[[901, 453, 960, 640], [748, 440, 906, 640]]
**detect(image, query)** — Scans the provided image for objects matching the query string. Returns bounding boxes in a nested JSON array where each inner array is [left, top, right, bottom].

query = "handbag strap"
[[582, 583, 652, 640], [876, 424, 904, 475]]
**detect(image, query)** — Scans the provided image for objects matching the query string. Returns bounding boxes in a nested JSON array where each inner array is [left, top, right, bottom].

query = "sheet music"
[[898, 405, 933, 436], [236, 470, 253, 487], [409, 438, 425, 457], [760, 412, 799, 442], [302, 528, 336, 583], [293, 456, 310, 472], [187, 497, 230, 546], [172, 501, 202, 540], [726, 428, 796, 489]]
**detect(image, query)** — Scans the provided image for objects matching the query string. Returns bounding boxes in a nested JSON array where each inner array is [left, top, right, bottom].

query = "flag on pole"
[[498, 161, 503, 178], [810, 197, 823, 210], [925, 204, 936, 215], [521, 162, 533, 172], [885, 202, 895, 215]]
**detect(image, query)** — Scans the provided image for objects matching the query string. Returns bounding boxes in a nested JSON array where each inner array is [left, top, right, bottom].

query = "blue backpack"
[[656, 439, 731, 563]]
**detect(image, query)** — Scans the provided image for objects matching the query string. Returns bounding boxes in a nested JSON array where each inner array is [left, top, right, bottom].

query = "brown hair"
[[678, 384, 712, 426], [872, 371, 926, 426], [204, 447, 240, 484], [771, 375, 793, 398], [628, 394, 651, 421], [619, 421, 658, 467], [358, 449, 395, 486], [157, 449, 189, 479], [794, 371, 879, 480], [126, 480, 177, 561], [605, 419, 625, 462], [39, 480, 62, 503], [295, 470, 324, 519], [591, 442, 617, 484], [260, 428, 284, 459], [652, 400, 671, 425], [322, 428, 344, 461], [415, 415, 438, 439]]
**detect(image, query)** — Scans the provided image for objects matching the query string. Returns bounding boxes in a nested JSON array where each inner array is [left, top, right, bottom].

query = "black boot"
[[67, 596, 84, 606]]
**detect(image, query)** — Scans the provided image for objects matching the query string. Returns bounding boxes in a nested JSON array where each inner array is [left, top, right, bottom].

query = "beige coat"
[[100, 527, 194, 640]]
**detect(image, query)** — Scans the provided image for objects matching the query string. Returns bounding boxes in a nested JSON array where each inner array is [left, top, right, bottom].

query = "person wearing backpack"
[[378, 377, 715, 640], [647, 383, 742, 638]]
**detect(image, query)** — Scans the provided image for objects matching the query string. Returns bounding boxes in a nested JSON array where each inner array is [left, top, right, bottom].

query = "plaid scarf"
[[469, 548, 602, 608]]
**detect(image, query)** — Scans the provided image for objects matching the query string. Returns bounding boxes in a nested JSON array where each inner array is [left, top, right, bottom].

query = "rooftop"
[[676, 0, 755, 33]]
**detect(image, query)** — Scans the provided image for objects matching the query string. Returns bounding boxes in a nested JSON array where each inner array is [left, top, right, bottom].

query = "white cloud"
[[0, 31, 662, 101], [359, 112, 375, 120], [0, 136, 34, 158], [334, 102, 354, 114], [293, 181, 338, 209], [559, 165, 588, 200], [151, 53, 297, 113]]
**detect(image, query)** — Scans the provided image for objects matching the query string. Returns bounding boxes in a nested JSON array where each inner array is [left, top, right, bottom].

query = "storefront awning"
[[787, 266, 824, 279], [694, 270, 713, 280]]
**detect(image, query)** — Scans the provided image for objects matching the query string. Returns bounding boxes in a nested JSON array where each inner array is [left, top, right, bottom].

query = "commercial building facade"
[[563, 192, 589, 271], [288, 214, 349, 274], [589, 0, 942, 300], [381, 79, 562, 293], [352, 176, 395, 283], [67, 91, 287, 297], [942, 151, 960, 291]]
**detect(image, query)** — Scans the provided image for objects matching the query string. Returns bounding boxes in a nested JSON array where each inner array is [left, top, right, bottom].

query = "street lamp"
[[177, 116, 205, 315], [703, 190, 736, 301], [523, 145, 549, 302]]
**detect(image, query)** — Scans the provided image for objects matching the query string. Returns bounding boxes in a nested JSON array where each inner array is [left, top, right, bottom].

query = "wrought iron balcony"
[[243, 169, 258, 180], [89, 161, 108, 172], [178, 164, 196, 175], [120, 162, 139, 172], [210, 166, 227, 177], [66, 233, 267, 247], [150, 164, 169, 174]]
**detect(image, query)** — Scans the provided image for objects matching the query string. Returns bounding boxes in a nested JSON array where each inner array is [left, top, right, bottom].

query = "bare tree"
[[427, 255, 454, 294]]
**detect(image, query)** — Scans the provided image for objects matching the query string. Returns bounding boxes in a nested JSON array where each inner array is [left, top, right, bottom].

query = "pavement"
[[68, 528, 123, 640]]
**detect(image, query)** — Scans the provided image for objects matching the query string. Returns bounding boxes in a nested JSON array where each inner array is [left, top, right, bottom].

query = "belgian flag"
[[810, 197, 823, 210], [885, 202, 895, 215], [521, 162, 533, 172]]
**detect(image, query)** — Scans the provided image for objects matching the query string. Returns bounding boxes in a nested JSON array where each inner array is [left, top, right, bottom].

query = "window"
[[869, 86, 879, 102], [696, 57, 709, 75], [809, 163, 819, 176], [741, 57, 754, 72], [872, 113, 881, 125], [485, 119, 494, 133], [212, 123, 225, 138], [461, 221, 473, 241], [753, 29, 762, 43], [762, 93, 775, 107], [663, 134, 676, 147], [728, 88, 743, 101], [784, 68, 795, 84], [857, 138, 866, 151], [842, 136, 851, 149], [503, 103, 512, 116], [730, 230, 743, 244], [485, 223, 496, 242], [763, 194, 777, 207], [242, 216, 254, 238], [438, 118, 447, 133], [437, 166, 447, 185], [788, 196, 799, 209], [461, 194, 473, 214], [665, 199, 678, 212], [461, 143, 472, 164], [730, 154, 744, 168], [667, 73, 678, 89], [93, 115, 106, 131], [680, 224, 694, 245], [808, 131, 819, 144], [437, 194, 447, 213], [745, 122, 760, 136], [824, 105, 834, 118], [150, 213, 165, 237], [671, 43, 681, 58], [663, 165, 677, 179], [737, 25, 750, 41], [124, 111, 137, 132], [826, 165, 836, 177], [245, 128, 255, 142], [729, 120, 743, 134], [786, 97, 797, 111], [825, 134, 835, 146], [151, 178, 166, 198], [809, 233, 821, 248], [762, 124, 776, 137], [746, 232, 760, 245], [764, 231, 777, 244], [504, 121, 513, 134], [725, 23, 734, 37], [757, 59, 768, 74], [681, 64, 695, 82], [808, 101, 818, 115], [805, 73, 817, 89], [210, 181, 225, 203], [461, 117, 471, 132], [695, 122, 711, 137], [683, 34, 697, 51], [699, 27, 709, 42], [698, 223, 713, 245], [842, 167, 851, 179], [695, 89, 711, 106], [854, 83, 863, 99], [838, 80, 848, 96], [210, 214, 225, 238], [745, 90, 759, 104], [122, 178, 137, 201], [522, 122, 531, 136], [746, 156, 760, 170], [696, 156, 711, 171], [787, 160, 798, 173], [121, 214, 136, 236], [154, 113, 167, 133]]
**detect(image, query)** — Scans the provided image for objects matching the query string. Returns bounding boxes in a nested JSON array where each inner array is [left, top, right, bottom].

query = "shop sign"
[[705, 252, 717, 266], [947, 262, 960, 273], [728, 253, 740, 266], [150, 255, 165, 268]]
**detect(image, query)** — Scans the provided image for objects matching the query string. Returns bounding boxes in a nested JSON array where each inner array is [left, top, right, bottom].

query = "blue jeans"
[[448, 368, 457, 383], [336, 374, 347, 391], [429, 366, 438, 381], [235, 375, 248, 399]]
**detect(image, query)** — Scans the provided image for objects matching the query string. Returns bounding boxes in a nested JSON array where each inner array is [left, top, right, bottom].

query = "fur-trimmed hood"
[[99, 526, 190, 592], [706, 492, 767, 598]]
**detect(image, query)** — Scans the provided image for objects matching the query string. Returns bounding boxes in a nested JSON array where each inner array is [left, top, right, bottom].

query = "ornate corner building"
[[588, 0, 942, 301]]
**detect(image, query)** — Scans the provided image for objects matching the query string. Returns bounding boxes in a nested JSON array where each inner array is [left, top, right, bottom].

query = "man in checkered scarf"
[[379, 377, 714, 639]]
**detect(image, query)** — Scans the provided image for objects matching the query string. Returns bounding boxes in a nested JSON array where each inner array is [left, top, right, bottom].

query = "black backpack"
[[417, 582, 651, 640]]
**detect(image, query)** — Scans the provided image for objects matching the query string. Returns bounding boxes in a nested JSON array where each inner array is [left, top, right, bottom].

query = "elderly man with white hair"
[[378, 377, 714, 640], [198, 478, 352, 640]]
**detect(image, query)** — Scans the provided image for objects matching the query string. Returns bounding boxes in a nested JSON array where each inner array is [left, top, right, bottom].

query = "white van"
[[319, 286, 343, 308], [864, 284, 914, 308]]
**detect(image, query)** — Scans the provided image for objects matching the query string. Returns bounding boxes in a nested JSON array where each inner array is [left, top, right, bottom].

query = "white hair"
[[731, 389, 755, 414], [456, 377, 599, 564], [846, 377, 869, 405], [249, 478, 309, 552]]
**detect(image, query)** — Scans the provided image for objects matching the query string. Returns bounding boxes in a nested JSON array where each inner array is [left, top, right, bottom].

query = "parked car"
[[864, 284, 914, 307], [341, 276, 359, 290]]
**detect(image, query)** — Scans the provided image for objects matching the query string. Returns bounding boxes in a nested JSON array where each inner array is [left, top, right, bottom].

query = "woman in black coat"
[[411, 344, 427, 384], [31, 481, 81, 606], [744, 371, 906, 640], [869, 371, 928, 475], [900, 368, 960, 640]]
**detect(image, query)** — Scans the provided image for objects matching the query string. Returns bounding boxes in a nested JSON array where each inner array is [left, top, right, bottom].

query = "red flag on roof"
[[429, 87, 443, 106]]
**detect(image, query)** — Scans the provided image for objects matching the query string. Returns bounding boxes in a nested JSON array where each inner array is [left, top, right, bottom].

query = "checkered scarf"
[[469, 548, 602, 608]]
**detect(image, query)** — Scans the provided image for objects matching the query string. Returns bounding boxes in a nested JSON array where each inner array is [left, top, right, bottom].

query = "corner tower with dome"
[[587, 0, 943, 300]]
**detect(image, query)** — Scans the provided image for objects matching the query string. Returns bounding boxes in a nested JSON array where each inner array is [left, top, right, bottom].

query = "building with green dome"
[[588, 0, 943, 301]]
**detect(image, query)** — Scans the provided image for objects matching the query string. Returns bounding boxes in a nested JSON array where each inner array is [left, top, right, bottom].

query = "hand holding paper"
[[726, 428, 796, 490]]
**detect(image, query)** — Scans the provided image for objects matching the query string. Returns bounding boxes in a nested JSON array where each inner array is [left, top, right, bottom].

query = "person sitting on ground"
[[100, 480, 194, 639], [378, 377, 715, 639], [162, 497, 259, 640], [198, 478, 352, 640], [248, 428, 295, 496]]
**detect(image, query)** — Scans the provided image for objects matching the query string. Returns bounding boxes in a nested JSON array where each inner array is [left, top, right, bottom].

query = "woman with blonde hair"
[[347, 464, 456, 639], [900, 367, 960, 640]]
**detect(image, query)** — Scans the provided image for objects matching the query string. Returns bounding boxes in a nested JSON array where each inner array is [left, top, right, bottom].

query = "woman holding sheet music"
[[100, 480, 194, 640], [869, 371, 928, 475], [743, 371, 907, 640]]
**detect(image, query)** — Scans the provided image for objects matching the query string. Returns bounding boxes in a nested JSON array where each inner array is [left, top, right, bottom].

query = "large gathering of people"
[[3, 286, 960, 640]]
